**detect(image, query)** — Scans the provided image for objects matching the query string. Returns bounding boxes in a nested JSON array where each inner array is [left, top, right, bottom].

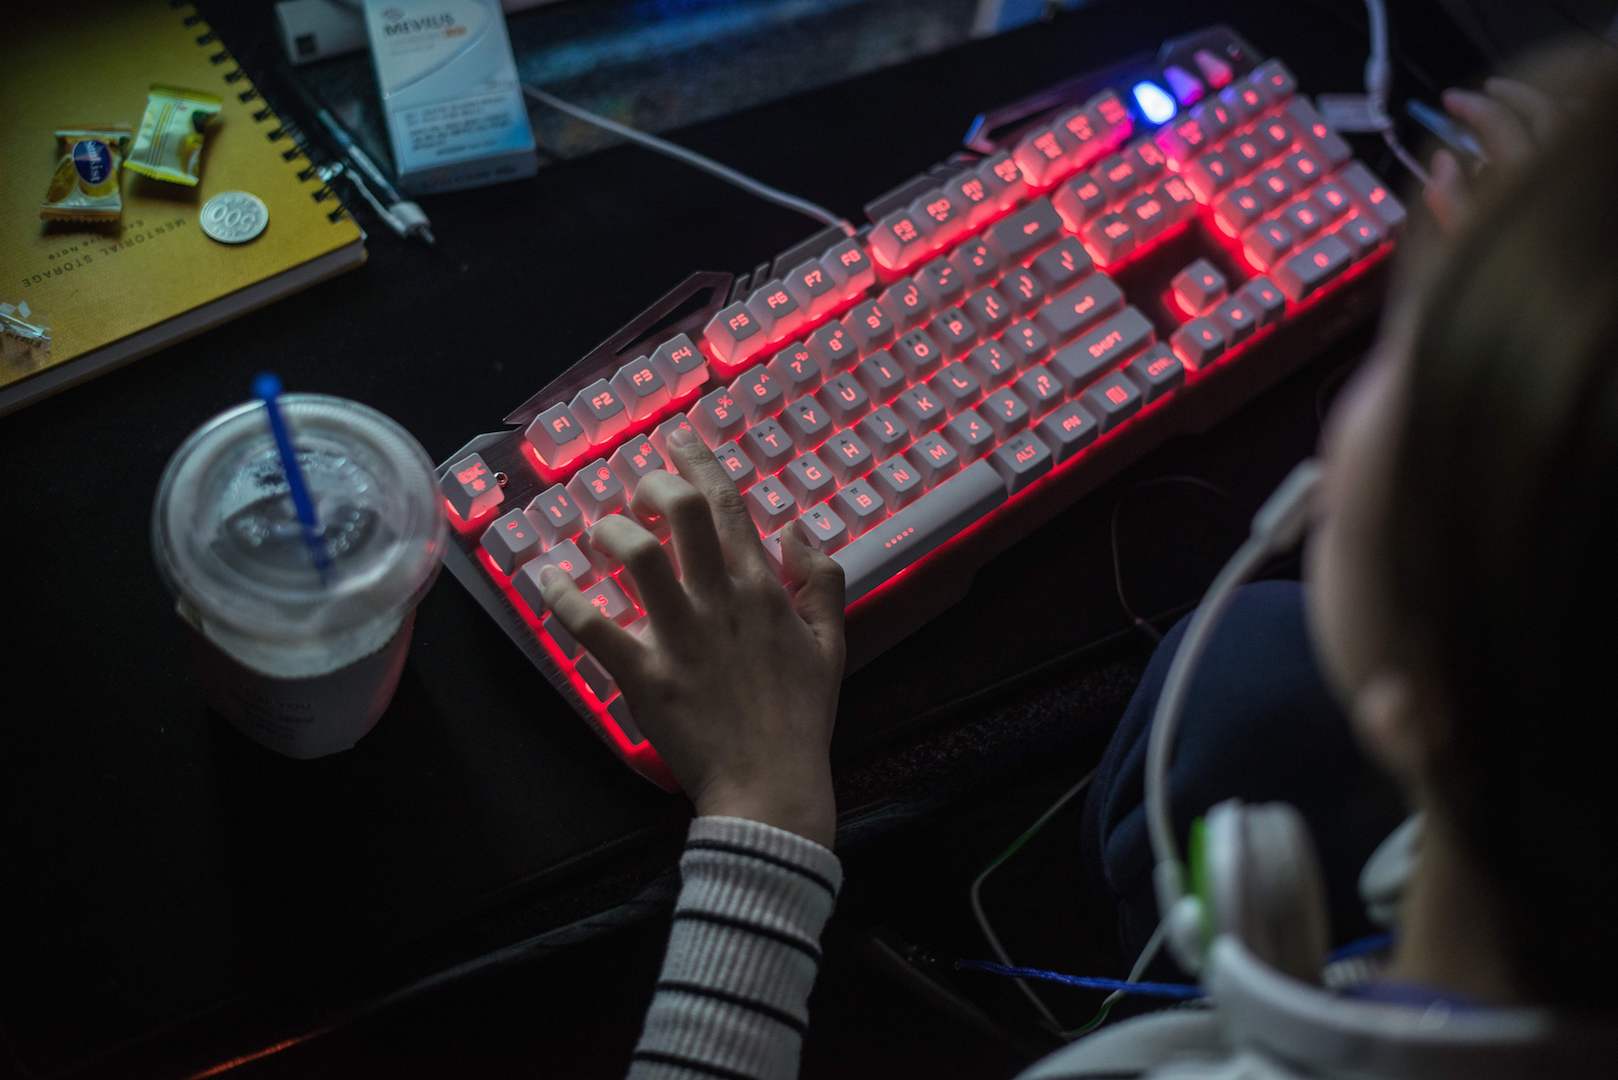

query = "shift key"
[[1050, 306, 1156, 393], [833, 460, 1006, 603]]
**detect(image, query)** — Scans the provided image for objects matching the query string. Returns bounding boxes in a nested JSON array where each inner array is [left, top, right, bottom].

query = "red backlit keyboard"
[[436, 27, 1406, 790]]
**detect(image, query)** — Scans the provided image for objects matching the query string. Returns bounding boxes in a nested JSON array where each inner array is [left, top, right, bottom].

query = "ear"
[[1350, 672, 1446, 790]]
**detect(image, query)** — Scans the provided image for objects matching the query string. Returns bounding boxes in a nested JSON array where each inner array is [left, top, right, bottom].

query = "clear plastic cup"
[[152, 394, 446, 758]]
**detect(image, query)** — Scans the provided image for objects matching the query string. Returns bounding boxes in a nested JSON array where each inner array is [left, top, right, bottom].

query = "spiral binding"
[[169, 0, 350, 223]]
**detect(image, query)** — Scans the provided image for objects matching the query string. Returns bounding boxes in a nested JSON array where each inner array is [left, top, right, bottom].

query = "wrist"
[[694, 772, 836, 848]]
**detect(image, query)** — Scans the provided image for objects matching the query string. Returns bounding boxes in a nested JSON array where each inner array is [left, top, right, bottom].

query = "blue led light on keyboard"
[[1132, 80, 1178, 125]]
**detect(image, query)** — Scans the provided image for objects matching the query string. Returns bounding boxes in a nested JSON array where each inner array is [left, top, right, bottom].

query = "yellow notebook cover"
[[0, 0, 366, 413]]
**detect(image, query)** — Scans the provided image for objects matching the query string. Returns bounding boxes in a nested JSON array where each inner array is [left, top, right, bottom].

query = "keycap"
[[1222, 81, 1265, 122], [870, 454, 926, 510], [948, 170, 995, 226], [1051, 173, 1110, 230], [740, 417, 795, 472], [567, 459, 628, 522], [1172, 258, 1228, 315], [841, 299, 895, 353], [879, 276, 931, 330], [1125, 342, 1187, 402], [704, 301, 766, 370], [541, 613, 585, 661], [513, 541, 596, 613], [859, 406, 910, 456], [1238, 276, 1287, 326], [1001, 321, 1052, 365], [1056, 105, 1111, 168], [605, 696, 646, 743], [944, 408, 996, 460], [610, 356, 670, 422], [713, 440, 757, 490], [1192, 97, 1235, 140], [1255, 168, 1295, 208], [1280, 149, 1326, 190], [1184, 150, 1236, 203], [796, 504, 850, 552], [831, 478, 888, 537], [574, 653, 617, 699], [1194, 47, 1234, 89], [1282, 97, 1351, 168], [1252, 59, 1297, 100], [1082, 212, 1136, 266], [784, 257, 839, 318], [1090, 88, 1134, 144], [1093, 153, 1141, 201], [609, 437, 666, 491], [444, 452, 502, 521], [910, 432, 961, 485], [818, 372, 871, 425], [929, 363, 983, 412], [692, 386, 745, 446], [1051, 306, 1156, 392], [949, 239, 1000, 288], [480, 509, 542, 575], [981, 387, 1031, 438], [1123, 191, 1171, 242], [893, 385, 948, 436], [976, 151, 1029, 210], [964, 287, 1012, 336], [1226, 134, 1265, 174], [747, 280, 805, 341], [1313, 178, 1353, 221], [991, 431, 1053, 492], [1128, 138, 1168, 180], [823, 430, 874, 482], [1000, 268, 1046, 314], [1213, 185, 1265, 236], [1242, 219, 1296, 272], [855, 351, 907, 397], [650, 333, 709, 399], [870, 207, 934, 271], [1274, 233, 1354, 302], [782, 452, 836, 506], [1014, 365, 1064, 417], [571, 380, 631, 446], [1212, 295, 1258, 344], [525, 403, 588, 470], [1159, 176, 1199, 224], [968, 341, 1018, 388], [822, 239, 876, 296], [806, 321, 856, 375], [527, 484, 584, 546], [768, 341, 823, 396], [915, 257, 966, 309], [929, 310, 977, 360], [833, 460, 1006, 602], [1031, 237, 1094, 290], [1013, 125, 1077, 188], [1337, 161, 1408, 233], [1257, 115, 1296, 158], [1338, 213, 1386, 256], [893, 328, 946, 378], [731, 367, 784, 421], [911, 187, 970, 245], [746, 475, 797, 532], [994, 199, 1067, 264], [582, 577, 637, 626], [1080, 371, 1143, 432], [1037, 400, 1100, 462], [1170, 317, 1227, 371], [1036, 275, 1124, 342], [781, 398, 833, 449]]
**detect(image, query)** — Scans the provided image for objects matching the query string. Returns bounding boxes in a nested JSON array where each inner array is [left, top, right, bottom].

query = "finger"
[[585, 514, 689, 624], [1423, 149, 1470, 233], [631, 469, 727, 594], [1484, 77, 1560, 142], [665, 426, 769, 576], [780, 523, 846, 663], [536, 564, 641, 675], [1443, 87, 1533, 165]]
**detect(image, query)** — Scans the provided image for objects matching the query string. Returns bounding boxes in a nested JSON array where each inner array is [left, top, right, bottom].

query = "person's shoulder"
[[1011, 1009, 1304, 1080]]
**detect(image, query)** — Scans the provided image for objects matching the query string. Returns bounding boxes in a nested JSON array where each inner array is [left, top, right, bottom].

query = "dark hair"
[[1382, 58, 1618, 1007]]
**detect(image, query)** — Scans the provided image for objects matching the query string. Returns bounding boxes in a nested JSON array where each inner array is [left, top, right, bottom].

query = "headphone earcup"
[[1204, 800, 1329, 985]]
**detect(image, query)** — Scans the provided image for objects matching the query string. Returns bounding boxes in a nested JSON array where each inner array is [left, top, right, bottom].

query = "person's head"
[[1305, 58, 1618, 1008]]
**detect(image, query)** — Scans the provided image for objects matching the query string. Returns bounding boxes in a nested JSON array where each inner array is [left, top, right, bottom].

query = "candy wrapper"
[[126, 84, 220, 186], [41, 125, 131, 222]]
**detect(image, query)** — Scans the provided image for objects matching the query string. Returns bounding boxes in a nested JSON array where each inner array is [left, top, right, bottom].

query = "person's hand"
[[1425, 77, 1564, 232], [535, 425, 846, 847]]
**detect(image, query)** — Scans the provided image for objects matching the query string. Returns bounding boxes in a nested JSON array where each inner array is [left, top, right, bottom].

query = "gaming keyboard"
[[435, 26, 1406, 790]]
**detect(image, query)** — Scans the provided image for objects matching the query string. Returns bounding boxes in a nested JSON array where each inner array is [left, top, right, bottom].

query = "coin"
[[200, 191, 269, 244]]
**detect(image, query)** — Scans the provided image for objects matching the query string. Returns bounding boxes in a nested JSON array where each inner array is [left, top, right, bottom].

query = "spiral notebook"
[[0, 0, 366, 415]]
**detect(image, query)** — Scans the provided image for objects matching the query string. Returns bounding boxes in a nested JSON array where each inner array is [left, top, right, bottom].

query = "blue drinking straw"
[[252, 373, 332, 583]]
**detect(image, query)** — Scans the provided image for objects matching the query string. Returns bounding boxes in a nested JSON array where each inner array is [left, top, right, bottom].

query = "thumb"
[[780, 523, 846, 664]]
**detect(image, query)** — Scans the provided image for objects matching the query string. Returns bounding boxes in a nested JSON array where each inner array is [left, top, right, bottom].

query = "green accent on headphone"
[[1189, 815, 1213, 948]]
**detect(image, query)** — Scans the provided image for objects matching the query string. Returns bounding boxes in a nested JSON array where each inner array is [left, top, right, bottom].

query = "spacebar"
[[834, 460, 1008, 604]]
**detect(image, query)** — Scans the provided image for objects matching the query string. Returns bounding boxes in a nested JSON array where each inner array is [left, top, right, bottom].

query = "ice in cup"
[[152, 394, 446, 758]]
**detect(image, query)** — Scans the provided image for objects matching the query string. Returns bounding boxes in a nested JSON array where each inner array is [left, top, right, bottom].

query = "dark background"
[[3, 1, 1599, 1077]]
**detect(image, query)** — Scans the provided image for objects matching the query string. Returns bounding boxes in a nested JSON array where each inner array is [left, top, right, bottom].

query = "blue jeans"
[[1079, 580, 1406, 969]]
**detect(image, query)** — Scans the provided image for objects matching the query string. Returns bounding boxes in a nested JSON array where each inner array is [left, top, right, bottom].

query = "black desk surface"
[[1, 3, 1483, 1076]]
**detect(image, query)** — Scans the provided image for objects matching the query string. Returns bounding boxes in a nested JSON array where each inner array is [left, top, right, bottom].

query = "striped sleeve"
[[629, 816, 843, 1080]]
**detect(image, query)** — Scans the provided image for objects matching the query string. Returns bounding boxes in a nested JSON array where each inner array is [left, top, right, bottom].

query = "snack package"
[[41, 125, 131, 222], [126, 84, 221, 186]]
